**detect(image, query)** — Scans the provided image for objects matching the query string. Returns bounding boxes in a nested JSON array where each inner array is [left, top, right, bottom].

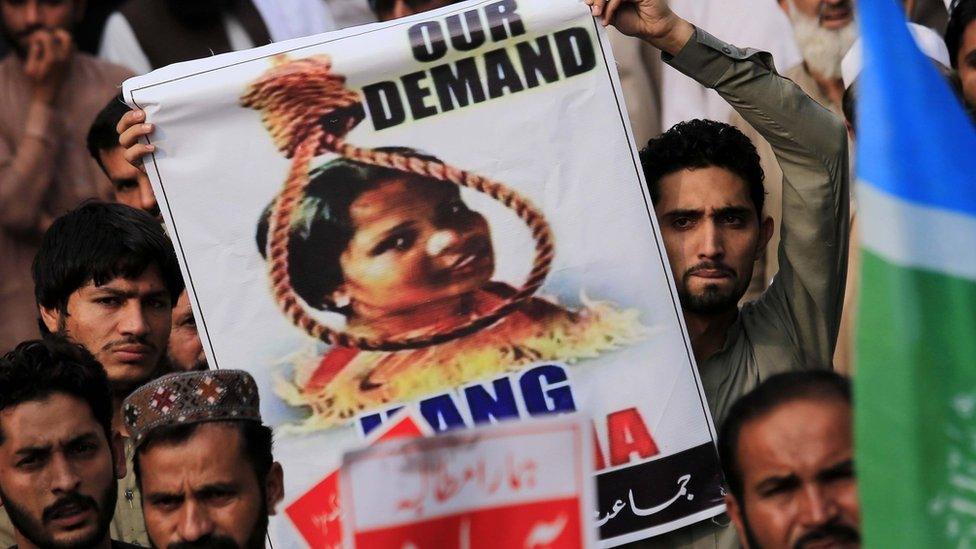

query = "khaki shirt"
[[0, 438, 149, 547], [623, 28, 850, 548]]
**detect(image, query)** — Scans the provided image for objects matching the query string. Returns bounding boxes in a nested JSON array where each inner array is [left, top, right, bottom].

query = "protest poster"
[[340, 416, 595, 549], [122, 0, 726, 545]]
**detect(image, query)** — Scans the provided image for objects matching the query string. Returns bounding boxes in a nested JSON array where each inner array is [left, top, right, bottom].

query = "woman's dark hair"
[[256, 147, 445, 312], [717, 370, 852, 503], [640, 119, 765, 217], [32, 201, 184, 317], [0, 338, 114, 444], [946, 0, 976, 69], [133, 420, 274, 487]]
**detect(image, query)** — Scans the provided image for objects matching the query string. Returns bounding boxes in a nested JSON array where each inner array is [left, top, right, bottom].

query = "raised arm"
[[592, 0, 850, 372]]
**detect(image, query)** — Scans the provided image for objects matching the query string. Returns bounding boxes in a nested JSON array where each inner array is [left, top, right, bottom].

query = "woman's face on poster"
[[337, 177, 494, 315]]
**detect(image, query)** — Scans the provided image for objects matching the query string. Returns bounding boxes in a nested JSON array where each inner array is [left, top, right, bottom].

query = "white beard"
[[787, 1, 858, 80]]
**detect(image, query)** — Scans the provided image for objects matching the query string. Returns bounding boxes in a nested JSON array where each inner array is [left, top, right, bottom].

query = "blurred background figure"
[[0, 0, 131, 355], [98, 0, 272, 74]]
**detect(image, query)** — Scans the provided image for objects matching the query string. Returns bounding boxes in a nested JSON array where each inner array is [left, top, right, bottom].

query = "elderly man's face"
[[139, 423, 283, 549], [787, 0, 854, 29], [726, 398, 860, 549]]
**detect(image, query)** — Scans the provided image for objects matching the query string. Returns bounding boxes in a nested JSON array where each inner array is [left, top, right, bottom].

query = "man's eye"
[[16, 455, 42, 469], [152, 498, 182, 512], [672, 217, 694, 229], [115, 180, 138, 191], [146, 298, 169, 310], [719, 214, 745, 226], [70, 443, 98, 457], [96, 297, 122, 307]]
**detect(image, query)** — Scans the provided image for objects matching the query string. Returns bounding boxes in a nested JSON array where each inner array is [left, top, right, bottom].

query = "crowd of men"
[[0, 0, 973, 547]]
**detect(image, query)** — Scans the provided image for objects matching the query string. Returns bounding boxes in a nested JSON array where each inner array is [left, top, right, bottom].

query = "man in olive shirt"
[[585, 0, 849, 546]]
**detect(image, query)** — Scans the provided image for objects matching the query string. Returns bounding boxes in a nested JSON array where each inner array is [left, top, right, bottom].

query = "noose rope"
[[241, 54, 554, 352]]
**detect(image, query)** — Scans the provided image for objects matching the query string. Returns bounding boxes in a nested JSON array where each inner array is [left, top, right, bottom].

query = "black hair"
[[717, 370, 852, 503], [32, 201, 184, 317], [87, 93, 129, 173], [947, 0, 976, 69], [0, 338, 114, 445], [133, 420, 274, 487], [639, 119, 765, 217], [255, 147, 447, 312]]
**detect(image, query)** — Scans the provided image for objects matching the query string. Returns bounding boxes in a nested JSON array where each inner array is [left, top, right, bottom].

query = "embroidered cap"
[[123, 370, 262, 448]]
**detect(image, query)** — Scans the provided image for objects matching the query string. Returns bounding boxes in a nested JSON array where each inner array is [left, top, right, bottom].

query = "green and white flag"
[[855, 0, 976, 546]]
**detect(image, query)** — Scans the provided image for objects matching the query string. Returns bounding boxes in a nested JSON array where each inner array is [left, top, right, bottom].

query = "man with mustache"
[[123, 370, 283, 549], [584, 0, 848, 546], [0, 0, 132, 356], [719, 371, 860, 549], [0, 338, 141, 549], [0, 200, 186, 547]]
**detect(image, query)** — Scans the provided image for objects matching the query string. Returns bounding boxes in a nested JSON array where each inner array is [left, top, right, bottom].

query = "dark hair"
[[947, 0, 976, 69], [87, 93, 129, 173], [133, 420, 274, 487], [255, 147, 446, 311], [0, 338, 114, 445], [718, 370, 852, 503], [640, 119, 765, 217], [33, 201, 184, 316]]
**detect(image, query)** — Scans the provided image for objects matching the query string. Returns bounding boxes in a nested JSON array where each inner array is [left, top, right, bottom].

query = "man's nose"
[[119, 301, 151, 336], [697, 220, 725, 260], [48, 453, 82, 494], [138, 177, 158, 214], [798, 485, 838, 526], [177, 501, 215, 542]]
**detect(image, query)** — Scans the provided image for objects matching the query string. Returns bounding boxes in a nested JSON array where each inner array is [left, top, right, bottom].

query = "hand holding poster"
[[123, 1, 726, 545]]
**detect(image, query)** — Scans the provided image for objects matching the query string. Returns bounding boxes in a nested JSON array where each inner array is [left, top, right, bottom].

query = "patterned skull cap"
[[122, 370, 261, 448]]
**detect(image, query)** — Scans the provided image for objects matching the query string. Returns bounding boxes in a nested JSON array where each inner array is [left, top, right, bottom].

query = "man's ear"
[[756, 215, 774, 259], [725, 492, 751, 549], [265, 462, 284, 515], [39, 305, 63, 334], [111, 431, 127, 481]]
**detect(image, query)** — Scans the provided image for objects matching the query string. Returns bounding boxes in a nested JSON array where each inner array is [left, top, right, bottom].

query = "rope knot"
[[241, 54, 364, 158]]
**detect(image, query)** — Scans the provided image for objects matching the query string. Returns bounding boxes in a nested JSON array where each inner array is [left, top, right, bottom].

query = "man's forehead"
[[656, 166, 755, 211], [0, 394, 100, 449], [75, 266, 167, 294], [141, 423, 251, 488], [737, 399, 852, 481]]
